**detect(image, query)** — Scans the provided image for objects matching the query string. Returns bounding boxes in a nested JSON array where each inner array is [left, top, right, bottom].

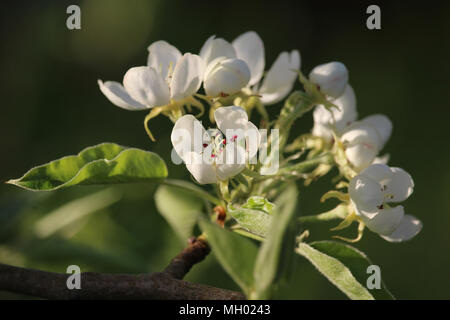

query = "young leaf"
[[308, 241, 394, 300], [7, 143, 168, 191], [296, 242, 375, 300], [155, 182, 204, 241], [199, 219, 258, 296], [252, 183, 298, 299], [228, 196, 274, 238]]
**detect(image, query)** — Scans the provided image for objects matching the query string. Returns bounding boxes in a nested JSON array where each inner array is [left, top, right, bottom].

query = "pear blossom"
[[200, 36, 251, 97], [349, 164, 422, 242], [312, 85, 358, 139], [171, 106, 261, 184], [309, 61, 349, 98], [98, 41, 204, 110], [341, 114, 392, 171], [232, 31, 301, 105]]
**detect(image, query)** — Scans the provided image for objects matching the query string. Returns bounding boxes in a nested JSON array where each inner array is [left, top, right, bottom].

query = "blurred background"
[[0, 0, 449, 299]]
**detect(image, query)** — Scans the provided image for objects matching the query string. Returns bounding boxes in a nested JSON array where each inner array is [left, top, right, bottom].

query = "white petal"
[[359, 163, 393, 183], [170, 53, 205, 100], [313, 85, 358, 135], [216, 144, 246, 180], [232, 31, 265, 86], [246, 121, 261, 161], [259, 50, 301, 105], [383, 167, 414, 202], [361, 114, 392, 149], [171, 114, 208, 161], [214, 106, 248, 133], [312, 123, 333, 140], [341, 122, 383, 150], [147, 40, 182, 80], [123, 66, 170, 107], [97, 80, 147, 110], [373, 154, 390, 165], [380, 215, 422, 242], [341, 123, 382, 170], [203, 58, 250, 97], [199, 35, 236, 67], [349, 174, 384, 215], [362, 205, 405, 236], [330, 85, 358, 132], [309, 61, 348, 98], [184, 152, 218, 184], [345, 143, 378, 172]]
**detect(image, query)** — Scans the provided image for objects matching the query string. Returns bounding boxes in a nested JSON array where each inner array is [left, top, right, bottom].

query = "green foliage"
[[308, 241, 394, 300], [227, 196, 274, 238], [296, 240, 394, 300], [241, 196, 275, 214], [199, 219, 259, 296], [155, 181, 204, 242], [7, 143, 168, 191], [252, 184, 298, 299]]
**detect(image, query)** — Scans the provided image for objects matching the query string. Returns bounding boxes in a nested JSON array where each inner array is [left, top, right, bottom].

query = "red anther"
[[203, 143, 208, 148]]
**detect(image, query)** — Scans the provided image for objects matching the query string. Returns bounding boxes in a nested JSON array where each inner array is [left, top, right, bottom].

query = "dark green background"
[[0, 0, 449, 299]]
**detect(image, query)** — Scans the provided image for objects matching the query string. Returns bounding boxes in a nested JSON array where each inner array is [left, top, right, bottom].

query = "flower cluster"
[[308, 62, 421, 242], [98, 31, 300, 111], [97, 31, 421, 244]]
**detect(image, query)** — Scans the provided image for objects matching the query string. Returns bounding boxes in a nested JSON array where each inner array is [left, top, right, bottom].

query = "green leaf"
[[296, 242, 375, 300], [228, 196, 274, 238], [162, 179, 220, 205], [307, 241, 394, 300], [7, 143, 168, 191], [252, 183, 298, 299], [34, 188, 122, 238], [199, 219, 258, 296], [242, 196, 275, 214], [155, 182, 204, 241]]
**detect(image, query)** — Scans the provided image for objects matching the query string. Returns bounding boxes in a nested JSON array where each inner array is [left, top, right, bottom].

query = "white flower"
[[98, 41, 204, 110], [341, 114, 392, 171], [309, 61, 349, 98], [349, 164, 422, 242], [312, 85, 358, 139], [171, 106, 261, 184], [200, 36, 250, 97], [232, 31, 301, 105]]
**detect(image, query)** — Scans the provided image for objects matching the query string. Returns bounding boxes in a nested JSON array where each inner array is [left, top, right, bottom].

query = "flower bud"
[[204, 58, 250, 97], [341, 124, 381, 172], [309, 62, 348, 98]]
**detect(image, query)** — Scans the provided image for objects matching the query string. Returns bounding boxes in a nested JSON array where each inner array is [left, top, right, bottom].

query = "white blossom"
[[349, 164, 422, 242], [98, 40, 204, 110], [171, 106, 261, 184], [309, 61, 349, 98], [232, 31, 301, 105], [341, 114, 392, 171], [200, 36, 250, 97], [312, 85, 358, 139]]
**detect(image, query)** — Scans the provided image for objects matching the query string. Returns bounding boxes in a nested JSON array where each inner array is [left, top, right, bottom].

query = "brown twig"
[[0, 238, 245, 300], [164, 237, 211, 280]]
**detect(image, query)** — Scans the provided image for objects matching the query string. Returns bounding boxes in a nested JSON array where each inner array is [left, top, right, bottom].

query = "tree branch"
[[164, 237, 211, 280], [0, 238, 245, 300]]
